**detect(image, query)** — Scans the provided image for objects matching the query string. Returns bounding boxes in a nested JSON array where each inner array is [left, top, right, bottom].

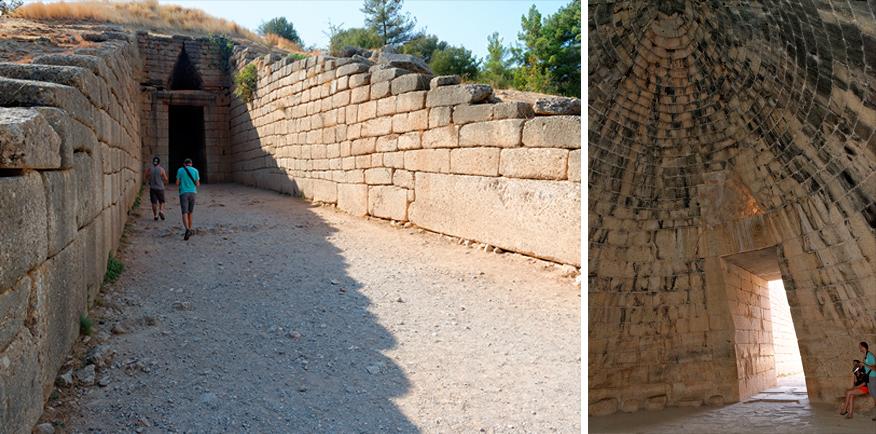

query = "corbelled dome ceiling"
[[589, 0, 876, 226]]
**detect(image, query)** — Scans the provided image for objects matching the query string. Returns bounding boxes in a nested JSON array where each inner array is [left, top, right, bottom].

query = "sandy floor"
[[589, 376, 875, 434], [42, 184, 581, 433]]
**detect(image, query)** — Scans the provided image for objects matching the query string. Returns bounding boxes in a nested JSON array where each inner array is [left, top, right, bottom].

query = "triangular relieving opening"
[[169, 44, 202, 90]]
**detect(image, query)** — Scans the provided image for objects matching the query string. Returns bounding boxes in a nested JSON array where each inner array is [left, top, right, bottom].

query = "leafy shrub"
[[287, 53, 307, 62], [233, 63, 258, 103], [79, 314, 93, 336], [209, 33, 234, 72]]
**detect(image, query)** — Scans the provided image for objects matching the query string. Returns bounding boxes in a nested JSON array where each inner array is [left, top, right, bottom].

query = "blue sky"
[[22, 0, 568, 59]]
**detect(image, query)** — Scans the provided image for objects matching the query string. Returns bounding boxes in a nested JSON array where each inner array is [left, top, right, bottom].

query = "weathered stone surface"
[[533, 97, 581, 115], [0, 275, 30, 352], [422, 125, 459, 149], [499, 148, 568, 180], [0, 63, 103, 108], [459, 119, 524, 148], [425, 84, 493, 107], [589, 398, 619, 416], [41, 170, 78, 257], [568, 149, 581, 182], [0, 331, 43, 433], [450, 148, 501, 176], [73, 150, 103, 229], [410, 173, 580, 265], [311, 179, 337, 204], [391, 74, 431, 95], [397, 132, 421, 150], [371, 67, 408, 83], [368, 185, 409, 221], [377, 52, 432, 74], [336, 62, 369, 77], [0, 107, 62, 169], [522, 116, 580, 149], [453, 104, 494, 124], [0, 77, 93, 128], [365, 167, 393, 185], [32, 236, 85, 391], [0, 172, 47, 291], [493, 101, 535, 119], [32, 107, 75, 168], [337, 183, 368, 216], [404, 149, 450, 173], [395, 91, 426, 112], [429, 75, 461, 89]]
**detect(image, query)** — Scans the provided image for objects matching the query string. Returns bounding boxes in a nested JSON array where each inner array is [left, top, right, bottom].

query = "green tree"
[[479, 32, 513, 89], [513, 0, 581, 97], [361, 0, 416, 46], [429, 46, 480, 80], [400, 33, 447, 63], [328, 26, 383, 56], [257, 17, 302, 45], [0, 0, 23, 16]]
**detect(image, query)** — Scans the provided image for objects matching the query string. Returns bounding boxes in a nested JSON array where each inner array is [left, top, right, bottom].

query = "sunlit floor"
[[589, 376, 875, 434]]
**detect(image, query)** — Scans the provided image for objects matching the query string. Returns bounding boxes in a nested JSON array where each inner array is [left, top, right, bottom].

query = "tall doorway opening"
[[168, 105, 206, 183], [721, 246, 807, 401]]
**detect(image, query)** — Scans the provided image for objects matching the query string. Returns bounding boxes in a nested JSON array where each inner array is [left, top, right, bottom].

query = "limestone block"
[[376, 52, 431, 74], [398, 132, 422, 150], [365, 167, 393, 185], [499, 148, 569, 180], [307, 178, 332, 203], [0, 331, 43, 434], [41, 170, 78, 257], [332, 90, 350, 108], [336, 62, 369, 77], [0, 107, 62, 169], [423, 125, 459, 149], [371, 67, 407, 83], [533, 96, 581, 115], [404, 149, 450, 173], [32, 236, 85, 390], [383, 151, 405, 169], [345, 169, 365, 183], [0, 172, 47, 291], [396, 91, 426, 112], [589, 398, 619, 416], [0, 77, 94, 130], [429, 106, 452, 128], [32, 107, 75, 168], [391, 74, 431, 95], [522, 116, 581, 149], [337, 183, 368, 217], [430, 75, 461, 89], [0, 62, 103, 109], [378, 96, 397, 117], [426, 84, 493, 107], [362, 117, 392, 137], [459, 119, 524, 148], [410, 173, 580, 265], [349, 72, 371, 88], [358, 101, 377, 122], [77, 218, 104, 303], [393, 169, 414, 188], [568, 149, 581, 182], [451, 148, 501, 176], [0, 275, 30, 352], [371, 81, 391, 99], [368, 186, 409, 221], [376, 134, 399, 152], [453, 104, 493, 124], [493, 101, 535, 119], [73, 149, 103, 229], [351, 85, 370, 103]]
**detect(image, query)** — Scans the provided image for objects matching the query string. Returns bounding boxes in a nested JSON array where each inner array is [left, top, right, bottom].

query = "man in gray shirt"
[[145, 156, 168, 221]]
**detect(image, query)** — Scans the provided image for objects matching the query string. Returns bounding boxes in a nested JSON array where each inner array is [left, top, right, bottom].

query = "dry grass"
[[262, 33, 302, 52], [13, 0, 260, 41]]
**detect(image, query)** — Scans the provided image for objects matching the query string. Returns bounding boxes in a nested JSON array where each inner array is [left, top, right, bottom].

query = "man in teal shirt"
[[176, 158, 200, 240]]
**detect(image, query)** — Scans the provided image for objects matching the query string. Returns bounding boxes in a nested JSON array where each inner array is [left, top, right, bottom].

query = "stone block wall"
[[0, 35, 142, 432], [229, 55, 581, 265], [724, 262, 776, 400]]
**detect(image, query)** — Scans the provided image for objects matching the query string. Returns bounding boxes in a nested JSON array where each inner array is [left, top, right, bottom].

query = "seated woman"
[[839, 359, 869, 418]]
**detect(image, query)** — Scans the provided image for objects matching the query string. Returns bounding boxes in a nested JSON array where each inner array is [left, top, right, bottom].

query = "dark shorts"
[[180, 192, 196, 214], [149, 188, 165, 204]]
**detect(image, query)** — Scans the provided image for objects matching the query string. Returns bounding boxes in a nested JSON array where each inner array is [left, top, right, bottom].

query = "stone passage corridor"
[[47, 184, 580, 433]]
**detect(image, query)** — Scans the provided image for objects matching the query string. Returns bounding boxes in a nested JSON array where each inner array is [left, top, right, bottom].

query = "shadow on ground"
[[63, 184, 417, 433]]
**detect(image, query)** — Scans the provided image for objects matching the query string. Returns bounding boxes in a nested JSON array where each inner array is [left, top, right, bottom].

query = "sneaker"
[[159, 212, 165, 220], [183, 229, 191, 241]]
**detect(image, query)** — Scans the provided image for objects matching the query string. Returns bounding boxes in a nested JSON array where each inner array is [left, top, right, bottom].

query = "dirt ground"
[[37, 183, 581, 433]]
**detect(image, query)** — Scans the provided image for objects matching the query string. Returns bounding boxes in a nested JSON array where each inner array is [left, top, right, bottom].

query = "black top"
[[854, 366, 869, 387]]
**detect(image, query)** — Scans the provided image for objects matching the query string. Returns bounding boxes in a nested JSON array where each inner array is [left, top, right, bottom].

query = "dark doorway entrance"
[[168, 105, 207, 183]]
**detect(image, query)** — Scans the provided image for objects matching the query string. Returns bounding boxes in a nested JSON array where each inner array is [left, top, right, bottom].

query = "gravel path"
[[51, 184, 580, 433]]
